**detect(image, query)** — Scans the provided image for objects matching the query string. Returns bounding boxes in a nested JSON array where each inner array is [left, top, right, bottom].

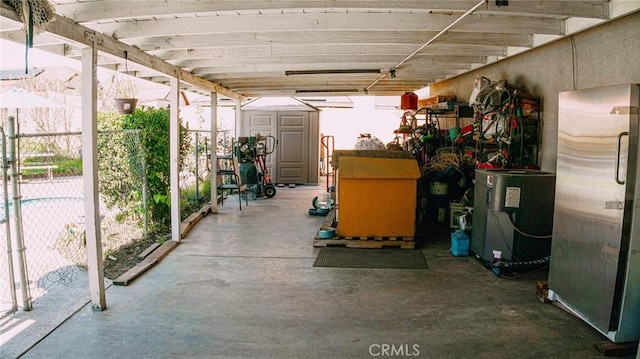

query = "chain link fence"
[[0, 130, 148, 317], [181, 130, 213, 219], [180, 128, 238, 218], [211, 129, 236, 190], [1, 125, 228, 317], [96, 130, 148, 250]]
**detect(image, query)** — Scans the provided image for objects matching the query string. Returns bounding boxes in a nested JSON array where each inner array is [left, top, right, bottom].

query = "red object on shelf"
[[400, 92, 418, 110], [460, 124, 474, 136], [394, 129, 412, 134], [477, 163, 502, 169]]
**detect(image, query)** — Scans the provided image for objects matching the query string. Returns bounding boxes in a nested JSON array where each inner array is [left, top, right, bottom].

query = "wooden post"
[[170, 77, 181, 242], [82, 44, 106, 311], [235, 101, 242, 139], [210, 92, 218, 214]]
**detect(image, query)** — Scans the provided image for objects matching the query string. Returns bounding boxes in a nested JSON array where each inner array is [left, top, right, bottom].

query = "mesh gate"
[[0, 130, 148, 317]]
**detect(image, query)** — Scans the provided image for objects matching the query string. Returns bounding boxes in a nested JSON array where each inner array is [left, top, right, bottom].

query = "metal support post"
[[7, 115, 31, 311], [1, 125, 18, 313]]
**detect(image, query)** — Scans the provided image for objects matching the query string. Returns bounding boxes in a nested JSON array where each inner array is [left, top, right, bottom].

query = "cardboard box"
[[418, 95, 457, 108], [336, 156, 421, 237]]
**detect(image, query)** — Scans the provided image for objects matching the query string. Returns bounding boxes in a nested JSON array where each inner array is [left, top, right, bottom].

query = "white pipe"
[[7, 115, 31, 311], [367, 0, 487, 91], [1, 125, 18, 313]]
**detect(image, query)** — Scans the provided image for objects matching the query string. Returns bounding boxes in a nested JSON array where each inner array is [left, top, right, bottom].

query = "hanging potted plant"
[[114, 51, 138, 115]]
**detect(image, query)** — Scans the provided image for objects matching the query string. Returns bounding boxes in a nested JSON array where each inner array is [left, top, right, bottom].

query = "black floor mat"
[[313, 247, 428, 269]]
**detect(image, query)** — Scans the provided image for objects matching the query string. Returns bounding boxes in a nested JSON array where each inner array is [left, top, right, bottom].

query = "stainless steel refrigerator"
[[548, 84, 640, 343]]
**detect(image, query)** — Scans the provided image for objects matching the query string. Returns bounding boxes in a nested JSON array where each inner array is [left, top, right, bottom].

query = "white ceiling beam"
[[247, 90, 424, 96], [219, 77, 432, 84], [0, 13, 21, 31], [244, 91, 357, 97], [178, 62, 480, 81], [216, 78, 432, 86], [54, 1, 609, 22], [0, 3, 244, 101], [33, 44, 125, 66], [233, 88, 429, 96], [218, 82, 437, 92], [216, 72, 453, 85], [171, 55, 486, 69], [214, 80, 442, 90], [191, 62, 470, 76], [243, 88, 418, 97], [153, 44, 507, 61], [0, 29, 69, 47], [21, 43, 67, 57], [220, 74, 441, 83], [140, 76, 170, 84], [130, 31, 533, 51], [86, 13, 565, 40]]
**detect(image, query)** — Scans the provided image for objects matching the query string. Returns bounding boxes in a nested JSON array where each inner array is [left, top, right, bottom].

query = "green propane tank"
[[239, 162, 258, 185], [427, 181, 448, 223], [235, 137, 257, 163], [233, 142, 244, 160]]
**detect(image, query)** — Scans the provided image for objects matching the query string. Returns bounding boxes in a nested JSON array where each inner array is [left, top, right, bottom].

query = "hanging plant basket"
[[114, 50, 138, 115], [115, 98, 138, 115]]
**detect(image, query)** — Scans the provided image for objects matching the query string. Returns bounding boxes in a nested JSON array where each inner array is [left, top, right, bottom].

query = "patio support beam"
[[81, 43, 106, 311], [170, 77, 181, 242], [235, 102, 242, 139], [210, 92, 218, 214], [0, 2, 244, 102]]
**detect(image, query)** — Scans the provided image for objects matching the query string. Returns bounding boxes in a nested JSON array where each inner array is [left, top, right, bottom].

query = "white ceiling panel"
[[0, 0, 623, 98]]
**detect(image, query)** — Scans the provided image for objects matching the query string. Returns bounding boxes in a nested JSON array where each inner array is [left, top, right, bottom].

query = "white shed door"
[[277, 112, 309, 184]]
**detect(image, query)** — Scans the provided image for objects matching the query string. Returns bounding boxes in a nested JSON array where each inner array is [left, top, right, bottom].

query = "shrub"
[[122, 107, 191, 229]]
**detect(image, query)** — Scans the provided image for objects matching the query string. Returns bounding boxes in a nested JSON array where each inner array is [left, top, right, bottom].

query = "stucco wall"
[[429, 11, 640, 172]]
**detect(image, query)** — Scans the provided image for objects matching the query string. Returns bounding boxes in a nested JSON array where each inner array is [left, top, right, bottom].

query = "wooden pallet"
[[314, 236, 415, 249], [593, 341, 638, 356]]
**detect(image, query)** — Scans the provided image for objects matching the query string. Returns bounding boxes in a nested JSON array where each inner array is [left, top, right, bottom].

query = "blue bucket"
[[451, 230, 470, 256]]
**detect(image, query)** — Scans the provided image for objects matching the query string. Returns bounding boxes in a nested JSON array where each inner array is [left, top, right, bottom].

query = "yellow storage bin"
[[336, 156, 421, 237]]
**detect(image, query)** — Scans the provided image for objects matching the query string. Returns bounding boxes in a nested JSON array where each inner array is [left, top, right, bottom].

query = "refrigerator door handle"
[[615, 132, 628, 185]]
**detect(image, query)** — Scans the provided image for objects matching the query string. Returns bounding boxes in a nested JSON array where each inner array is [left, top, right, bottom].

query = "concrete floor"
[[4, 184, 633, 358]]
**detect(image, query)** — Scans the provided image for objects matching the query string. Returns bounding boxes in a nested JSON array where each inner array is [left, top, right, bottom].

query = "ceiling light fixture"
[[286, 69, 380, 76]]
